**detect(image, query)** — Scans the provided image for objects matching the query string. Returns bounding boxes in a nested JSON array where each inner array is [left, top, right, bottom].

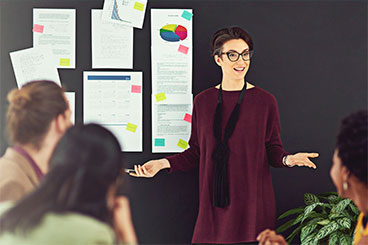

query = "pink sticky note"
[[184, 113, 192, 123], [131, 85, 142, 93], [178, 45, 189, 55], [33, 24, 44, 33]]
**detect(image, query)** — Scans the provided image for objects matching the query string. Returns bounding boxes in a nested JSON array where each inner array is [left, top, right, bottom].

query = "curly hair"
[[336, 110, 367, 185]]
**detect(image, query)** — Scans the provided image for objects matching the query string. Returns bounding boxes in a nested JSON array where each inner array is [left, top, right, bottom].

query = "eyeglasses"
[[219, 50, 254, 62]]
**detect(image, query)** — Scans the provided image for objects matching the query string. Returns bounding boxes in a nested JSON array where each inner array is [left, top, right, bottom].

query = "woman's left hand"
[[286, 152, 319, 169]]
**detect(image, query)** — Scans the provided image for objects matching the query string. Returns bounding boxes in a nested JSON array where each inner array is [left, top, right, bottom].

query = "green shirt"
[[0, 202, 115, 244]]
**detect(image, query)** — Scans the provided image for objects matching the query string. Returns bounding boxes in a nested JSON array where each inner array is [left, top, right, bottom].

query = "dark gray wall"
[[0, 0, 367, 244]]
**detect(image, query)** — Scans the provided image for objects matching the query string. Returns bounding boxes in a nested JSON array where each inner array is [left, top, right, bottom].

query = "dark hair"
[[336, 110, 367, 185], [6, 80, 68, 150], [210, 26, 254, 56], [0, 124, 124, 235]]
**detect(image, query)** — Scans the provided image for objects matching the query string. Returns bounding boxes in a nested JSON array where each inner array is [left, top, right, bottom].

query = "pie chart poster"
[[151, 9, 192, 50]]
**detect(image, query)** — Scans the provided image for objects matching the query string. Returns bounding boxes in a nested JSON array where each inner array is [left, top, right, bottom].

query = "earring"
[[343, 182, 348, 191]]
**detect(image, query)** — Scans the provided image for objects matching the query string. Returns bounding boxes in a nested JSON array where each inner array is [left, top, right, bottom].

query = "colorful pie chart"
[[160, 24, 188, 42]]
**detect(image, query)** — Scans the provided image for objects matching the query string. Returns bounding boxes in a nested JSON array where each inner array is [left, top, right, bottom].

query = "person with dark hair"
[[0, 124, 137, 244], [132, 26, 318, 243], [331, 110, 368, 245], [257, 110, 368, 245], [0, 80, 72, 202]]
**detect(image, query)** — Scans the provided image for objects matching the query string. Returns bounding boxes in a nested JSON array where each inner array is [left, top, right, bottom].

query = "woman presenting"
[[132, 26, 319, 244]]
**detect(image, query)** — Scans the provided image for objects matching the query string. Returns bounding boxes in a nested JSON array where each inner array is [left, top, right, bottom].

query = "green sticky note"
[[154, 138, 165, 147], [155, 92, 166, 102], [133, 2, 145, 11], [59, 58, 70, 66], [181, 10, 193, 21], [126, 123, 137, 133], [177, 139, 188, 149]]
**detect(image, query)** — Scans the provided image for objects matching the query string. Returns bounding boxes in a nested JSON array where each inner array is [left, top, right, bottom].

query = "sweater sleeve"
[[0, 181, 26, 202], [265, 96, 288, 168], [166, 101, 200, 173]]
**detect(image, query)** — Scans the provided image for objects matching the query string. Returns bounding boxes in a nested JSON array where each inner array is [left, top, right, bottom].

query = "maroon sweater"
[[167, 86, 288, 244]]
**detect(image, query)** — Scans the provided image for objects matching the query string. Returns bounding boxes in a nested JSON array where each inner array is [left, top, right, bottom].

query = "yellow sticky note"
[[59, 58, 70, 67], [155, 92, 166, 102], [133, 2, 145, 11], [177, 139, 188, 149], [126, 123, 137, 133]]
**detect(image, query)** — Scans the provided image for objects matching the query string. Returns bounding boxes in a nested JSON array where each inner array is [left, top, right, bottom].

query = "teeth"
[[234, 67, 245, 71]]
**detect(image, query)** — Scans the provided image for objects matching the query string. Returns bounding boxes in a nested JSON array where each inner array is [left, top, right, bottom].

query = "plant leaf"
[[349, 202, 360, 215], [292, 213, 305, 225], [336, 217, 351, 229], [328, 231, 339, 245], [328, 194, 339, 204], [286, 224, 303, 244], [317, 219, 330, 225], [315, 221, 339, 240], [300, 223, 317, 242], [328, 213, 343, 220], [276, 218, 296, 233], [303, 203, 323, 222], [340, 233, 353, 245], [301, 232, 317, 245], [331, 199, 351, 214], [278, 207, 304, 220], [318, 191, 338, 197], [304, 193, 320, 205]]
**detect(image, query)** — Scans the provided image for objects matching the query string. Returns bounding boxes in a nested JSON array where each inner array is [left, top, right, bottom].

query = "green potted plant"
[[276, 192, 360, 245]]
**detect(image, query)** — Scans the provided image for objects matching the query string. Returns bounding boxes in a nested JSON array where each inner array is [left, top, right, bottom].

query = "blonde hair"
[[6, 81, 68, 149]]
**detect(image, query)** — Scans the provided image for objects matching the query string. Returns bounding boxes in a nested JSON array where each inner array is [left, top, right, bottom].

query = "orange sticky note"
[[178, 45, 189, 55], [33, 24, 44, 33], [184, 113, 192, 123], [131, 85, 142, 93]]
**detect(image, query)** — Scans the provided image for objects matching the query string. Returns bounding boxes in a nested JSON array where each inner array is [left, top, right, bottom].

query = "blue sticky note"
[[155, 138, 165, 147], [181, 10, 193, 21]]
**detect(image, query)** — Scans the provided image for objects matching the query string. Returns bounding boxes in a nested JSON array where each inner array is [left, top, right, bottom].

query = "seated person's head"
[[0, 124, 124, 236], [6, 80, 71, 151], [330, 110, 367, 211]]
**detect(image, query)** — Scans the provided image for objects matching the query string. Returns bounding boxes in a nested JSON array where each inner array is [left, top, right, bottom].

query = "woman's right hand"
[[130, 159, 170, 178]]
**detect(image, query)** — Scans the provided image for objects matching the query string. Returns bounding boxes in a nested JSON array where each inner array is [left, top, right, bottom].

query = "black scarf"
[[212, 82, 247, 208]]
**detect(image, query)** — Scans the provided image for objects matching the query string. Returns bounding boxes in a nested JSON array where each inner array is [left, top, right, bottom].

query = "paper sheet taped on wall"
[[83, 71, 143, 152], [10, 46, 61, 88], [91, 9, 133, 69], [102, 0, 148, 29], [151, 9, 193, 96], [64, 92, 76, 124], [33, 8, 76, 69], [152, 94, 192, 153]]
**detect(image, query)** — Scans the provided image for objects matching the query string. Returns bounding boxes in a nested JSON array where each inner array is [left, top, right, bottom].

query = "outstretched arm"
[[283, 152, 318, 169], [129, 159, 170, 178]]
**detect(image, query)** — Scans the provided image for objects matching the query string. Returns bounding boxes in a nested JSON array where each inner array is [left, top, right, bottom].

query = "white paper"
[[102, 0, 147, 29], [64, 92, 75, 124], [33, 8, 76, 69], [151, 9, 193, 95], [9, 47, 61, 88], [92, 9, 133, 69], [152, 94, 193, 153], [84, 71, 142, 152]]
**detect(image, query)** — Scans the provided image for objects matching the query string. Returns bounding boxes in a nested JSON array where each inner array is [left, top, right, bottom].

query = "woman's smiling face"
[[215, 38, 251, 81]]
